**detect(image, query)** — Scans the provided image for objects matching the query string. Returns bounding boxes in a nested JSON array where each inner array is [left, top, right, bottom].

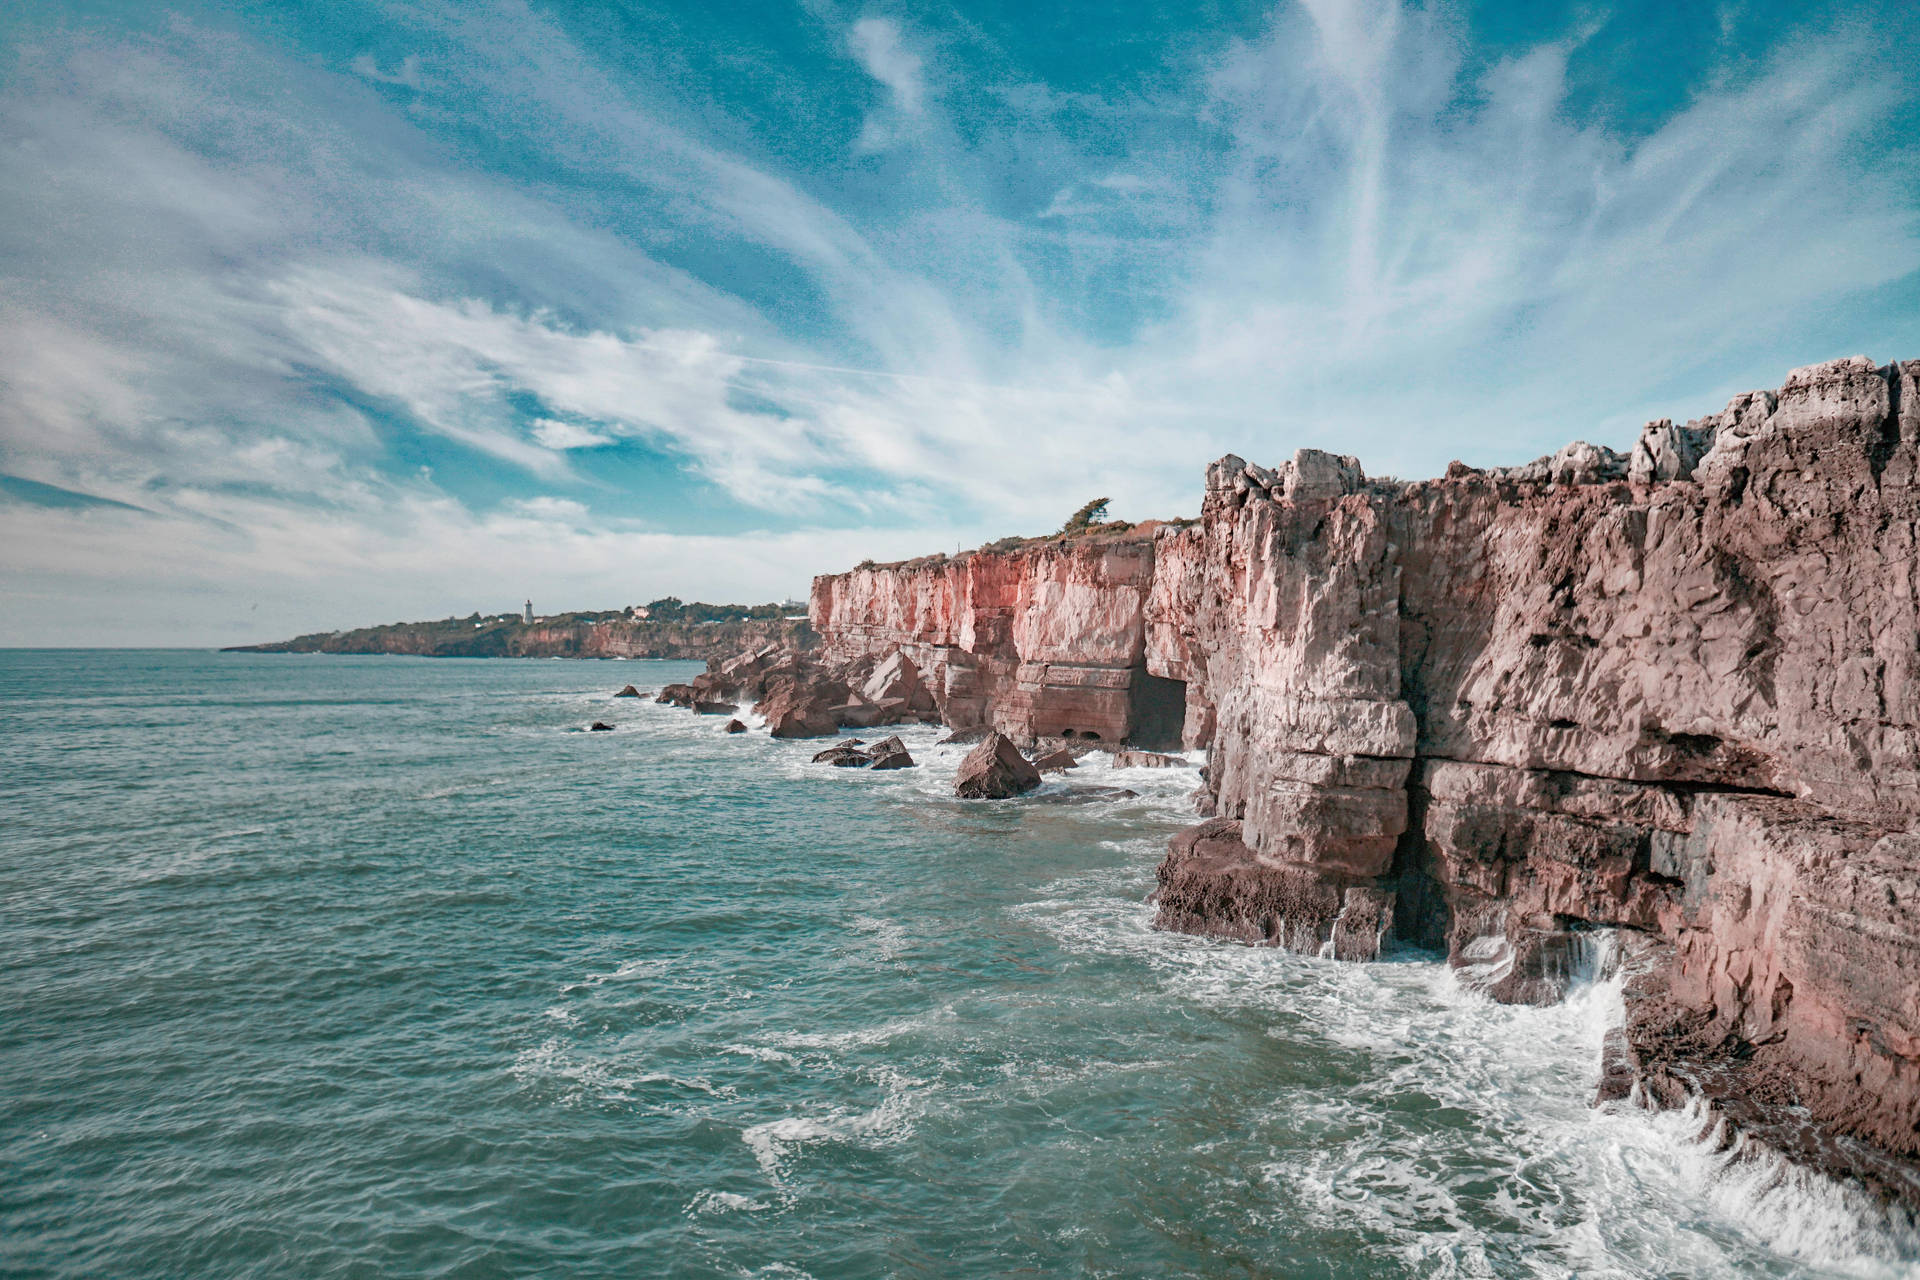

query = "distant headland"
[[222, 597, 814, 659]]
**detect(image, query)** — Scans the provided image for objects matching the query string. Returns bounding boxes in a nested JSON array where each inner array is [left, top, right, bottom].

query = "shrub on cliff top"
[[1061, 498, 1110, 534]]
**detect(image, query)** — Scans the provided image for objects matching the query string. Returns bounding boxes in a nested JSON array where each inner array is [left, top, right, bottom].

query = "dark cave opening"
[[1128, 670, 1187, 751]]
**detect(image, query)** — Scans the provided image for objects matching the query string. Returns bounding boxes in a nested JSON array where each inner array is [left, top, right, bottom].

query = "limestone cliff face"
[[809, 354, 1920, 1198], [811, 536, 1184, 746]]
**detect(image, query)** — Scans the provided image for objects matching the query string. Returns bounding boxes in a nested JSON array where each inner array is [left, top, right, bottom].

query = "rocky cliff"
[[807, 354, 1920, 1202], [811, 532, 1188, 746]]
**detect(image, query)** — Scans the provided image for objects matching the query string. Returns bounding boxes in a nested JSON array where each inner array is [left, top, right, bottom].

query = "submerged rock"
[[865, 736, 915, 770], [1111, 749, 1189, 769], [954, 732, 1041, 799], [1032, 785, 1139, 805], [692, 700, 738, 716], [588, 721, 614, 732], [655, 684, 697, 708], [724, 719, 747, 734], [813, 745, 871, 767]]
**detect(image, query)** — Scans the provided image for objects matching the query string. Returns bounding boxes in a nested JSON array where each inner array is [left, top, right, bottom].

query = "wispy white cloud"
[[529, 419, 614, 450], [850, 17, 925, 114], [849, 16, 927, 151], [1, 0, 1917, 644]]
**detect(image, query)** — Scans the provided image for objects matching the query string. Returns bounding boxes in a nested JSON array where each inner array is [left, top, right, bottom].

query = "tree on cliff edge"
[[1062, 498, 1110, 535]]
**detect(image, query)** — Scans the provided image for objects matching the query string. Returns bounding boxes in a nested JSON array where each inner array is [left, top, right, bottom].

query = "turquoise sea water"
[[4, 650, 1917, 1279]]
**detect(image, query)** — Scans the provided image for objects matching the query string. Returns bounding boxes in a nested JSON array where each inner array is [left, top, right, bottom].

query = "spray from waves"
[[1013, 856, 1920, 1277], [1591, 1098, 1920, 1274]]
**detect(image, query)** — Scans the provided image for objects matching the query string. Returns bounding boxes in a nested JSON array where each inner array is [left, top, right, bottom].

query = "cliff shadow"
[[1128, 670, 1187, 751]]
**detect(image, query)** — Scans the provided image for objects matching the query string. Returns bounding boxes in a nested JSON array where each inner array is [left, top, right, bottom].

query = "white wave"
[[724, 1043, 801, 1067], [561, 955, 669, 994], [740, 1069, 926, 1190], [847, 914, 911, 963], [511, 1037, 736, 1105], [686, 1189, 770, 1216], [1582, 1098, 1920, 1277], [760, 1009, 952, 1054]]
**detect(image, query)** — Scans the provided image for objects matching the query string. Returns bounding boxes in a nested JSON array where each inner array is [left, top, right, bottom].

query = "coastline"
[[224, 614, 814, 661]]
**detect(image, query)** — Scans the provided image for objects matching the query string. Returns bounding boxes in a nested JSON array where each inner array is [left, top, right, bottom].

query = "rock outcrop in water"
[[954, 732, 1042, 799], [790, 354, 1920, 1203]]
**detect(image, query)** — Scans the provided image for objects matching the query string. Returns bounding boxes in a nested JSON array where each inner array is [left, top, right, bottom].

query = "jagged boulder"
[[724, 719, 747, 734], [1032, 747, 1078, 772], [756, 670, 847, 739], [863, 735, 915, 769], [693, 700, 738, 715], [656, 684, 697, 708], [954, 732, 1041, 799], [589, 721, 614, 732], [813, 745, 871, 767], [614, 684, 642, 698], [768, 698, 838, 739]]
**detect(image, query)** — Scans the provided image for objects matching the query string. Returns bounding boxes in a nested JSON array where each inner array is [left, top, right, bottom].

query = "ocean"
[[3, 650, 1915, 1278]]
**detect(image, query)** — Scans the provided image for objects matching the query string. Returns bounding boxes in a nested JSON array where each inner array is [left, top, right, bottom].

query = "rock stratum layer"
[[808, 354, 1920, 1203]]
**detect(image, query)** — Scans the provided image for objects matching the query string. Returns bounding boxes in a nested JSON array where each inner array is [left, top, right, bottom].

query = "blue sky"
[[2, 0, 1917, 645]]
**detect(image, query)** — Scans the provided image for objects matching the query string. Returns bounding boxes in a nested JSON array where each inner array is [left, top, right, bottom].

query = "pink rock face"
[[805, 354, 1920, 1200], [811, 535, 1179, 746]]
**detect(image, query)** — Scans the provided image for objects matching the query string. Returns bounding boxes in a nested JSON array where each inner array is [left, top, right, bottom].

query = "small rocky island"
[[664, 354, 1920, 1208]]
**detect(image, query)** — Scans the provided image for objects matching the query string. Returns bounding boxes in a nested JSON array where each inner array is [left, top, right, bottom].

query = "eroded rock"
[[812, 745, 871, 767], [954, 732, 1041, 799]]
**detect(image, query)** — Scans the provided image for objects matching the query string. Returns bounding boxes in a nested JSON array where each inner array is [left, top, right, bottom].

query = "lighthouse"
[[524, 599, 533, 624]]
